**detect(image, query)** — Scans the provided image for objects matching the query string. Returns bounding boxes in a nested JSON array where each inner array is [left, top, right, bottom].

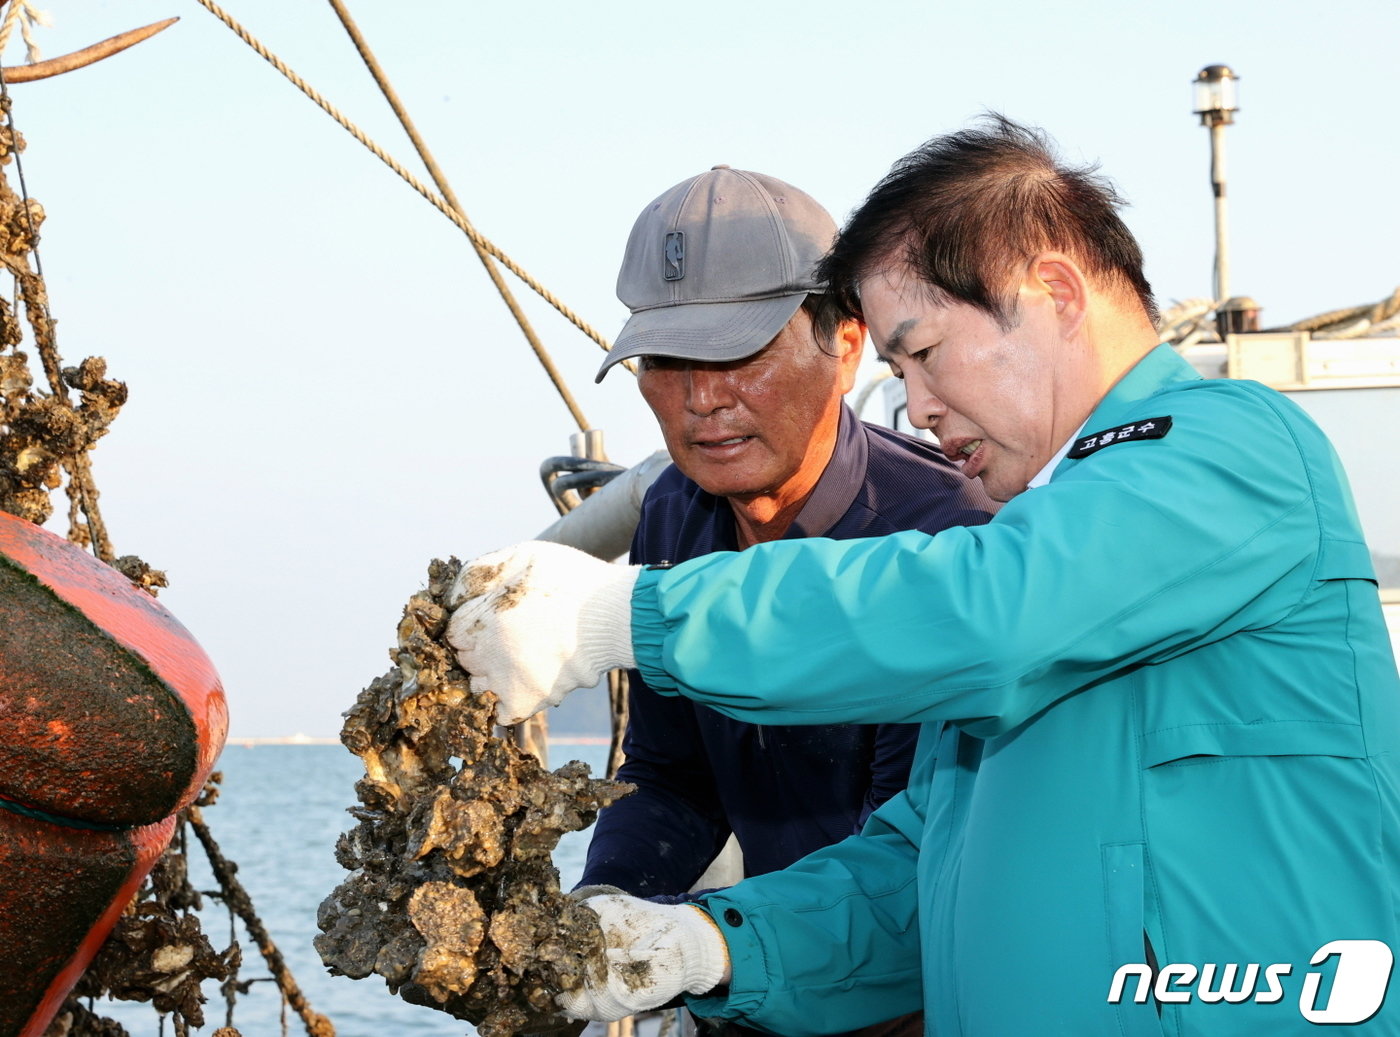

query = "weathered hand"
[[557, 894, 730, 1021], [444, 541, 639, 725]]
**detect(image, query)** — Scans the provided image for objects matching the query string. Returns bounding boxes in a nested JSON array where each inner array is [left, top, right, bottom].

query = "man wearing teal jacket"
[[447, 117, 1400, 1035]]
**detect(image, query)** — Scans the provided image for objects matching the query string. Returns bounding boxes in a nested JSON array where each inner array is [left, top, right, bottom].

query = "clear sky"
[[6, 0, 1396, 737]]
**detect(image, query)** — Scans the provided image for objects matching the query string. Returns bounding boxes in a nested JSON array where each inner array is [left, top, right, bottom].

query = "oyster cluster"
[[315, 558, 632, 1036]]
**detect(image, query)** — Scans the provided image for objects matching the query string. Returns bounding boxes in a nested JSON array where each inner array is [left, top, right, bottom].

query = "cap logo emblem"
[[663, 231, 685, 281]]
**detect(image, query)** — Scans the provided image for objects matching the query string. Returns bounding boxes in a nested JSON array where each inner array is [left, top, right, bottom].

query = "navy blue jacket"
[[579, 405, 997, 895]]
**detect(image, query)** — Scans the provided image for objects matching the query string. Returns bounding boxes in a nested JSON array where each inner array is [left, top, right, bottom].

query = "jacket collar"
[[1050, 343, 1201, 482]]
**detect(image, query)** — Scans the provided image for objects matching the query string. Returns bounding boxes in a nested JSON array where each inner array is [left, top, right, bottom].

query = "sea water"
[[90, 742, 608, 1037]]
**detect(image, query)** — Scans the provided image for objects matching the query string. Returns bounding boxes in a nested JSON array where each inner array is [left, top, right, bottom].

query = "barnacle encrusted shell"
[[315, 558, 631, 1036]]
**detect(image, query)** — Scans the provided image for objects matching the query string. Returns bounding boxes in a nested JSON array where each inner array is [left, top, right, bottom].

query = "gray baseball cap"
[[595, 165, 837, 381]]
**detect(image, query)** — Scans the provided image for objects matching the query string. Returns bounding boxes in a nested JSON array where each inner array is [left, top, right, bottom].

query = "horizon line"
[[225, 734, 611, 747]]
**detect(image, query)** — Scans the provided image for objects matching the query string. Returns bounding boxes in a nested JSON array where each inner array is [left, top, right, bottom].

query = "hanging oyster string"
[[315, 557, 632, 1037]]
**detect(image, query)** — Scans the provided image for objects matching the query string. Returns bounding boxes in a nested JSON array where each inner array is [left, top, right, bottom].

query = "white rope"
[[0, 2, 49, 64], [1156, 297, 1221, 347]]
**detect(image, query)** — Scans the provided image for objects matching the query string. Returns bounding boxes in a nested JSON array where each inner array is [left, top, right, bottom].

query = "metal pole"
[[1209, 120, 1230, 304]]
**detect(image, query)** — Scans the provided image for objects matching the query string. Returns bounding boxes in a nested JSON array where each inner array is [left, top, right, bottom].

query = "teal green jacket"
[[632, 345, 1400, 1036]]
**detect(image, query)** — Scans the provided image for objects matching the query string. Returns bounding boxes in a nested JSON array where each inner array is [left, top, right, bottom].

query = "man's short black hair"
[[816, 114, 1157, 328], [800, 291, 848, 350]]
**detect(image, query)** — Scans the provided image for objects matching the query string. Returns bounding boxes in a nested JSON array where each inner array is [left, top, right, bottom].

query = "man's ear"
[[835, 319, 866, 394], [1026, 252, 1088, 336]]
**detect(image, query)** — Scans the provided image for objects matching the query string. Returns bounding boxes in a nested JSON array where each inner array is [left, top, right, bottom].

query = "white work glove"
[[558, 894, 731, 1021], [444, 540, 640, 725]]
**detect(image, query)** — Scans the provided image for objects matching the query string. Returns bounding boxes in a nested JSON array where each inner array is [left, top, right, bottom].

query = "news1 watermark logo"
[[1108, 940, 1394, 1024]]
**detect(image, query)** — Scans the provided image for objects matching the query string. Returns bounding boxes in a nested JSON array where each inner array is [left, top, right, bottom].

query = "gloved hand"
[[558, 894, 731, 1021], [444, 540, 640, 725]]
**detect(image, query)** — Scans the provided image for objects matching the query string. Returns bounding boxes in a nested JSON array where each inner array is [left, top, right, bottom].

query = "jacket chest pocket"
[[1140, 719, 1367, 770]]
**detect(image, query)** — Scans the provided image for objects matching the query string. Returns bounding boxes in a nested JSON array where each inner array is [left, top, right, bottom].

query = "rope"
[[323, 0, 591, 431], [188, 806, 336, 1037], [17, 4, 42, 63], [0, 4, 20, 58], [191, 0, 624, 389], [1276, 287, 1400, 339], [0, 82, 117, 562], [0, 789, 133, 832], [0, 43, 324, 1033], [0, 1, 46, 65], [1155, 297, 1222, 349]]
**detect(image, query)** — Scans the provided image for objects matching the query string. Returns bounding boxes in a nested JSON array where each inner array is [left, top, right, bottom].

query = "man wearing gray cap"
[[575, 165, 995, 1034]]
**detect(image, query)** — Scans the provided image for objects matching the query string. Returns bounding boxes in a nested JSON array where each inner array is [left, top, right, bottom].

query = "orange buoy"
[[0, 511, 228, 1037]]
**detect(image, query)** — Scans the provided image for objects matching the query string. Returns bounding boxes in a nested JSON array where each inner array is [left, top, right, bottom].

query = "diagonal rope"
[[0, 64, 117, 562], [0, 1, 47, 64], [0, 4, 21, 58], [191, 0, 628, 415], [323, 0, 591, 431]]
